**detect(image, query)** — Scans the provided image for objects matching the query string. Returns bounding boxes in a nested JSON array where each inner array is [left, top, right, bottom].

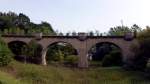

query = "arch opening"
[[8, 41, 28, 62], [88, 42, 123, 67], [8, 40, 43, 64], [45, 41, 78, 67]]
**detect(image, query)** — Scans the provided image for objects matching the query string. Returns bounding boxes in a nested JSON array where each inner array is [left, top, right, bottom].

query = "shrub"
[[47, 50, 64, 64], [53, 50, 64, 62], [0, 38, 13, 66], [125, 38, 150, 70], [102, 50, 122, 67], [126, 27, 150, 70], [64, 55, 78, 64]]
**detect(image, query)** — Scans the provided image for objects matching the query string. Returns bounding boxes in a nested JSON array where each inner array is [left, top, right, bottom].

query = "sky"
[[0, 0, 150, 33]]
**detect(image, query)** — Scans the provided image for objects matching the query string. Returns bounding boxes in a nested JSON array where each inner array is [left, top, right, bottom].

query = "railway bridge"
[[1, 33, 137, 68]]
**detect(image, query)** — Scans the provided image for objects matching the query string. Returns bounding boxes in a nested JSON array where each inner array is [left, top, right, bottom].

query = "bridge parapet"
[[78, 32, 88, 41], [1, 34, 135, 41]]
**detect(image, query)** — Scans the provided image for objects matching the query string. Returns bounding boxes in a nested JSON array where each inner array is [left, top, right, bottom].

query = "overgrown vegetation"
[[88, 42, 123, 67], [108, 24, 141, 36], [0, 61, 150, 84], [0, 37, 13, 66], [0, 11, 150, 83], [0, 70, 26, 84], [102, 50, 122, 67], [46, 42, 78, 65], [126, 26, 150, 70]]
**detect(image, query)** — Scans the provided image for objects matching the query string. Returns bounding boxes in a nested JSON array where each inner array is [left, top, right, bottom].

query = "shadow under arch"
[[27, 40, 43, 64], [45, 41, 78, 66], [88, 42, 123, 67], [8, 41, 28, 62]]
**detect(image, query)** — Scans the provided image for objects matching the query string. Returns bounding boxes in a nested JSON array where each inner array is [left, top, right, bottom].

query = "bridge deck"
[[1, 35, 125, 38]]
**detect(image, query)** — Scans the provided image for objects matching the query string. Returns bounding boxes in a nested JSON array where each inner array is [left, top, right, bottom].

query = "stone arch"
[[2, 37, 30, 44], [86, 40, 124, 53], [47, 41, 78, 51], [8, 41, 28, 55], [8, 41, 28, 62], [41, 41, 79, 65], [87, 41, 123, 67], [87, 41, 123, 54]]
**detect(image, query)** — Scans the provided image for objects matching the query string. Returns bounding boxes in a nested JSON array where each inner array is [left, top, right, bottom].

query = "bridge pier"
[[78, 49, 88, 68], [41, 47, 89, 68], [41, 48, 47, 65], [77, 41, 89, 68]]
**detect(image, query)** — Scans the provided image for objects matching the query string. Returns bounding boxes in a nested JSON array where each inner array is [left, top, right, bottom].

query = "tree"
[[131, 24, 141, 32], [108, 26, 131, 36], [95, 30, 99, 36], [89, 31, 94, 36], [0, 12, 56, 35], [126, 26, 150, 70], [39, 22, 56, 35], [46, 42, 78, 65], [0, 19, 8, 31], [72, 31, 77, 36], [102, 50, 122, 67], [108, 24, 141, 36], [14, 13, 30, 29]]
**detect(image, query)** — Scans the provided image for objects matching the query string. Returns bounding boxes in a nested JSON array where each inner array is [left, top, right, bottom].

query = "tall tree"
[[40, 21, 56, 35], [0, 12, 56, 35], [14, 13, 30, 33]]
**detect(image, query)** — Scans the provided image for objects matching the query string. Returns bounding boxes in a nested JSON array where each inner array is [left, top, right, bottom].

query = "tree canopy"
[[0, 12, 56, 35], [107, 24, 141, 36]]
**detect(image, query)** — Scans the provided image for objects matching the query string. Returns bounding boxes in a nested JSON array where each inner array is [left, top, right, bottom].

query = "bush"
[[53, 51, 64, 62], [125, 39, 150, 71], [102, 50, 122, 67], [126, 27, 150, 70], [47, 50, 65, 64], [64, 55, 78, 64], [0, 38, 13, 66]]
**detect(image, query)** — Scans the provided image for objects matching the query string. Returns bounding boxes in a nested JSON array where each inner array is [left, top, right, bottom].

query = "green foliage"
[[127, 26, 150, 70], [108, 26, 131, 36], [131, 24, 142, 32], [108, 24, 141, 36], [64, 55, 78, 64], [0, 61, 150, 84], [0, 38, 13, 66], [46, 43, 77, 64], [0, 12, 55, 35], [0, 71, 26, 84], [102, 50, 122, 67], [3, 29, 8, 34], [51, 50, 64, 62]]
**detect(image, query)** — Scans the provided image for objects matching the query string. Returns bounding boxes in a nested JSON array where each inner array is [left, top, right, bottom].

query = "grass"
[[0, 61, 150, 84], [0, 70, 26, 84]]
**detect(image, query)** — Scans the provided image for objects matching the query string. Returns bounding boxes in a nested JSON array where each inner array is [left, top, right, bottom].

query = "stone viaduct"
[[1, 33, 137, 68]]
